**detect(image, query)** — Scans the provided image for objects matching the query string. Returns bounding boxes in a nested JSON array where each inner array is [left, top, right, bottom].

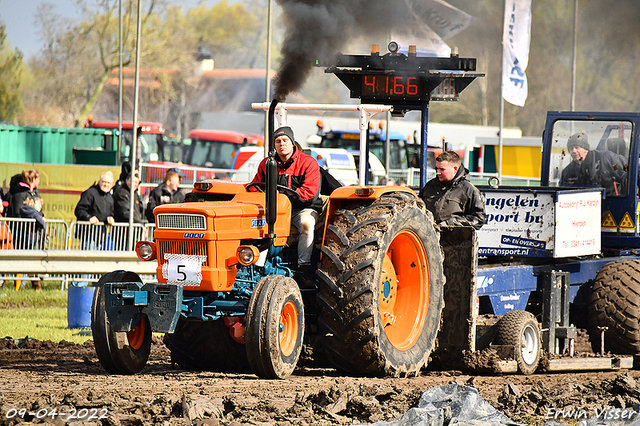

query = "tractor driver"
[[560, 132, 627, 196], [250, 126, 322, 287]]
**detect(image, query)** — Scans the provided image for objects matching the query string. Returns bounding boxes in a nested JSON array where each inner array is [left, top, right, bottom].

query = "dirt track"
[[1, 336, 640, 426]]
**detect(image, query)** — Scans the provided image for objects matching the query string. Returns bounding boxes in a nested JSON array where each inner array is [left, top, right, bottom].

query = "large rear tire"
[[245, 275, 304, 379], [588, 259, 640, 354], [494, 310, 541, 375], [316, 192, 444, 376], [164, 317, 250, 372], [91, 271, 152, 374]]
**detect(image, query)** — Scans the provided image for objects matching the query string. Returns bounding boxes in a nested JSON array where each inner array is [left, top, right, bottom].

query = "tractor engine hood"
[[149, 185, 292, 291]]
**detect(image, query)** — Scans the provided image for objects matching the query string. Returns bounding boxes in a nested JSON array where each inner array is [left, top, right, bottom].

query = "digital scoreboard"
[[320, 47, 483, 108], [361, 75, 423, 100], [359, 74, 459, 102]]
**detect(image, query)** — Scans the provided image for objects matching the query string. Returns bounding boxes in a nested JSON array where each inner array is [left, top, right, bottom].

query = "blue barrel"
[[67, 286, 96, 328]]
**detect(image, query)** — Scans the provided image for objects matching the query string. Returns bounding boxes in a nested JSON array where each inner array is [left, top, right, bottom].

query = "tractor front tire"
[[91, 271, 152, 374], [316, 192, 444, 376], [245, 275, 305, 379], [588, 259, 640, 354]]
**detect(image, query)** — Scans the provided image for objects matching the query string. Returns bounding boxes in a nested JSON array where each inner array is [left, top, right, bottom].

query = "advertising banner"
[[478, 188, 602, 258]]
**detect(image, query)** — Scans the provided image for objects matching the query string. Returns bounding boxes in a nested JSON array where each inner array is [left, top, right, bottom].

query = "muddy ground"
[[1, 333, 640, 426]]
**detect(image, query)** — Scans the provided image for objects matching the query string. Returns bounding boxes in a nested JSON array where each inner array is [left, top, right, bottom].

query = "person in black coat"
[[419, 151, 486, 230], [113, 169, 144, 224], [145, 168, 185, 223], [74, 171, 116, 226], [560, 132, 627, 196], [7, 170, 43, 218]]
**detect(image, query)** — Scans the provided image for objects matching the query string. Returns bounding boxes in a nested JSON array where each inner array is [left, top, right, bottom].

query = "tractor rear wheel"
[[494, 310, 541, 375], [164, 317, 250, 372], [245, 275, 304, 379], [91, 271, 152, 374], [316, 192, 444, 376], [588, 259, 640, 354]]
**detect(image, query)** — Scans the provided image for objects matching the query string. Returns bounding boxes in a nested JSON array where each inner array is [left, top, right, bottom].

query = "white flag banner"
[[393, 0, 477, 57], [502, 0, 532, 107]]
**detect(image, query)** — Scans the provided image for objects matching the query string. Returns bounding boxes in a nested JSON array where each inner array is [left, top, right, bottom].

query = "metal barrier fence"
[[0, 218, 157, 289], [69, 221, 147, 251], [0, 218, 68, 250], [0, 218, 156, 251]]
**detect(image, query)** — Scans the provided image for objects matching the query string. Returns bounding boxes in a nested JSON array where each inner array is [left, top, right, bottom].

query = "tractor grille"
[[157, 214, 206, 230], [157, 240, 209, 266]]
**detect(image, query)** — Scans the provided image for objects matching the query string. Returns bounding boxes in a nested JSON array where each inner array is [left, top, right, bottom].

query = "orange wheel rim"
[[279, 301, 298, 357], [127, 319, 146, 350], [378, 230, 429, 350]]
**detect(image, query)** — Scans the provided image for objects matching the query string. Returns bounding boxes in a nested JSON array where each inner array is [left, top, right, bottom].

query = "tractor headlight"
[[136, 241, 156, 261], [237, 246, 260, 266]]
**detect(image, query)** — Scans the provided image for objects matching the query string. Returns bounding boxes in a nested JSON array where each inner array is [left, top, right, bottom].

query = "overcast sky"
[[0, 0, 220, 58]]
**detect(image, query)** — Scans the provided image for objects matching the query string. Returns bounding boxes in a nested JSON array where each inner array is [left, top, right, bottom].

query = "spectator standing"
[[7, 170, 43, 218], [146, 168, 185, 223], [73, 171, 115, 284], [113, 169, 144, 224], [74, 171, 116, 226], [419, 151, 486, 230]]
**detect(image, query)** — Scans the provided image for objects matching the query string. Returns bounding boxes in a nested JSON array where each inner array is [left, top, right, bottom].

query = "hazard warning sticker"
[[619, 212, 635, 233], [602, 211, 617, 233]]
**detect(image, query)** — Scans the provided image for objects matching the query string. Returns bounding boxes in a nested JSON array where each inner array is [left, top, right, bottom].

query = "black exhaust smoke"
[[273, 0, 475, 101], [273, 0, 407, 101]]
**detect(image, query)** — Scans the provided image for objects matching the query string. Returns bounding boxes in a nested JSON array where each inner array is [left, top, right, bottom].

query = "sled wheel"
[[588, 259, 640, 354], [164, 317, 250, 372], [495, 310, 541, 375], [245, 275, 304, 379], [317, 192, 444, 376], [91, 271, 152, 374]]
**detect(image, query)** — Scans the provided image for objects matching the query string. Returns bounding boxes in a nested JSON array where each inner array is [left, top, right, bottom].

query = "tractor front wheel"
[[245, 275, 305, 379], [91, 271, 152, 374]]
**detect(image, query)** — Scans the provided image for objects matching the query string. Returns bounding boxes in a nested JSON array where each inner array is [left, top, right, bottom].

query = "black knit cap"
[[274, 126, 296, 143], [567, 133, 589, 150]]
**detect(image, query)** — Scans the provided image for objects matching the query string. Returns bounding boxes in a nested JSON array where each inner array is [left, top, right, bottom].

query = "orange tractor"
[[91, 45, 482, 378]]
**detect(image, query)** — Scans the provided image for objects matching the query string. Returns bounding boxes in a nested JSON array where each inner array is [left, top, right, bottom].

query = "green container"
[[0, 125, 110, 165]]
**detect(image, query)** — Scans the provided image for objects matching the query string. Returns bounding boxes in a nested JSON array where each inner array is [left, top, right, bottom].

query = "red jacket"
[[251, 147, 322, 212]]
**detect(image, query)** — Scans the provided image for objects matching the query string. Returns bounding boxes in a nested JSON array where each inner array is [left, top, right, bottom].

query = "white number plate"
[[162, 254, 207, 286]]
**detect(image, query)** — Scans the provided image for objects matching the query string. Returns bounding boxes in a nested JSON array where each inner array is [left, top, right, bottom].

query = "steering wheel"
[[246, 182, 266, 193], [246, 182, 299, 199]]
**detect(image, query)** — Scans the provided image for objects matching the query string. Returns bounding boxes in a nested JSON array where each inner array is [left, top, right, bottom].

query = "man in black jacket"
[[146, 168, 185, 223], [113, 169, 144, 224], [419, 151, 486, 230], [74, 171, 115, 251], [560, 133, 627, 196], [74, 171, 115, 226]]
